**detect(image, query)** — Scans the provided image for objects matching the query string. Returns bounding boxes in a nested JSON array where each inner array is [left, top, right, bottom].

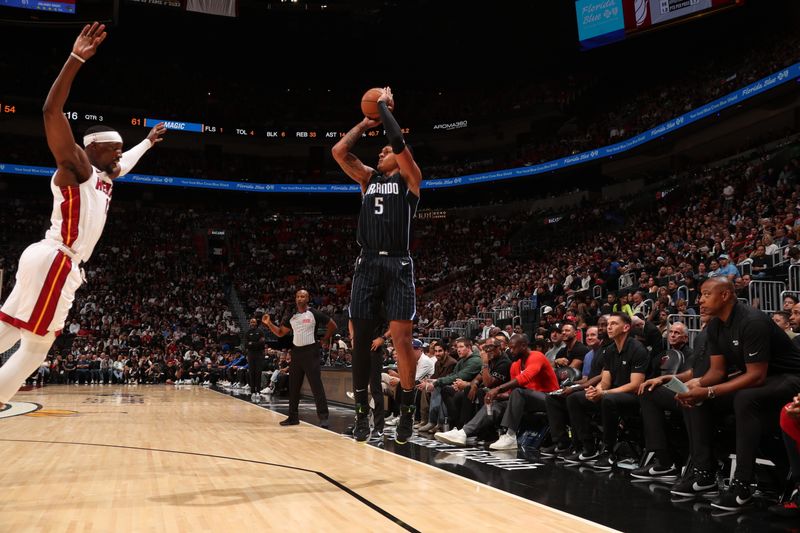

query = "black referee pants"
[[684, 373, 800, 481], [288, 344, 329, 421]]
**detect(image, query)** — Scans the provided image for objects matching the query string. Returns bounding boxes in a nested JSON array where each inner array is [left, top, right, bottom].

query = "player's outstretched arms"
[[43, 22, 107, 187]]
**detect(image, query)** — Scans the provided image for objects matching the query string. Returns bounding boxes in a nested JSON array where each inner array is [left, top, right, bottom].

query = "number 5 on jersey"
[[374, 197, 384, 215]]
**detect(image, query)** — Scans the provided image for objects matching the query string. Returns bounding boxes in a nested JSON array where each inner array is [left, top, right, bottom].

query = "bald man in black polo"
[[672, 277, 800, 510]]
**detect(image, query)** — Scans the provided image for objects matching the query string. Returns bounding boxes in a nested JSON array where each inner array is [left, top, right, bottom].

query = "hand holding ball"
[[361, 87, 393, 120]]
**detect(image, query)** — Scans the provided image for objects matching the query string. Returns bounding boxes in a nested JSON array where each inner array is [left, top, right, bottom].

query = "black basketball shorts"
[[348, 253, 417, 322]]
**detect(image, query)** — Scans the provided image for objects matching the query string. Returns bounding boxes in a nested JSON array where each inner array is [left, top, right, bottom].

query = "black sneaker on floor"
[[540, 442, 571, 457], [670, 468, 718, 498], [353, 404, 370, 442], [395, 404, 415, 444], [711, 478, 753, 511], [319, 417, 330, 429], [562, 450, 582, 464], [279, 418, 300, 426], [593, 452, 616, 471], [631, 462, 678, 481], [554, 446, 575, 460], [539, 444, 558, 456], [563, 448, 597, 465]]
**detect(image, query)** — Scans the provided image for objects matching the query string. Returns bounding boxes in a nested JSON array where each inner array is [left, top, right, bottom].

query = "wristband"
[[378, 101, 406, 154], [707, 387, 716, 399], [70, 52, 86, 64]]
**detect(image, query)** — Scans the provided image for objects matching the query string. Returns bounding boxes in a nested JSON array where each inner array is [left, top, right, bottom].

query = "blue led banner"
[[2, 62, 798, 193]]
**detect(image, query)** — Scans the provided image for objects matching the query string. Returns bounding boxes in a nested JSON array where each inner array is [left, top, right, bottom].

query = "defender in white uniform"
[[0, 23, 166, 405]]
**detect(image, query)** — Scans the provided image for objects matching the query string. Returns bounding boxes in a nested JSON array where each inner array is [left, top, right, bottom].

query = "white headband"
[[83, 131, 123, 147]]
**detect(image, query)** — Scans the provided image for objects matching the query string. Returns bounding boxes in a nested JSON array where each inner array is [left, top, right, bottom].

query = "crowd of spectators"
[[413, 144, 800, 339], [422, 31, 800, 181], [0, 199, 250, 386], [2, 139, 799, 380]]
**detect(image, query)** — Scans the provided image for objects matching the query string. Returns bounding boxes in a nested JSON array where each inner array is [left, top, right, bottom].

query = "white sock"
[[506, 429, 516, 438], [0, 331, 55, 404], [0, 322, 22, 354]]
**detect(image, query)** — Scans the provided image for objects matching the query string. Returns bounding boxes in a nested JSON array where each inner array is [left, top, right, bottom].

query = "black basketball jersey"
[[357, 172, 419, 252]]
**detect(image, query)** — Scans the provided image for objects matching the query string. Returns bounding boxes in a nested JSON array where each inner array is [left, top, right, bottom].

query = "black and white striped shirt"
[[282, 308, 331, 348]]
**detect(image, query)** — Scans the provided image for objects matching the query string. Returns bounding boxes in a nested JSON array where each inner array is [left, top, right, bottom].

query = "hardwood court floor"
[[0, 386, 614, 533]]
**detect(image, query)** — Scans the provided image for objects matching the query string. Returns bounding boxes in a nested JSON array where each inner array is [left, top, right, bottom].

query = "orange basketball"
[[360, 87, 384, 119]]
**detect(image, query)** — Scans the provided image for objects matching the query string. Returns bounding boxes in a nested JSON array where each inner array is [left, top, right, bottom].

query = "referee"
[[332, 86, 423, 444], [262, 290, 337, 428]]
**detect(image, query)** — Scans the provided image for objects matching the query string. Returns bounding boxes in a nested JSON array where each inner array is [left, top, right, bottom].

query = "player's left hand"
[[147, 122, 167, 145], [73, 22, 107, 61], [361, 116, 381, 129], [378, 86, 394, 111]]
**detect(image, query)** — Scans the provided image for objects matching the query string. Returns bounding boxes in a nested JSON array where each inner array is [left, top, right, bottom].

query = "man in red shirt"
[[485, 335, 559, 450], [435, 334, 557, 448], [771, 393, 800, 518]]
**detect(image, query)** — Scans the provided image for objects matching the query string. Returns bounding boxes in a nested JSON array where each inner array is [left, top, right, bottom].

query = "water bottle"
[[486, 402, 493, 416]]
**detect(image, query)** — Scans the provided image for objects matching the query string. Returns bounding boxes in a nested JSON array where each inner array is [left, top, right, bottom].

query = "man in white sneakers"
[[436, 335, 558, 448]]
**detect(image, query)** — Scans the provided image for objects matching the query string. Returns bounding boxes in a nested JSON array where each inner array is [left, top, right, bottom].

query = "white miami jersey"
[[44, 167, 113, 262]]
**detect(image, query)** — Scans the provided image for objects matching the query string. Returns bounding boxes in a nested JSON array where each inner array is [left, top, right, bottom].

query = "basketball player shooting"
[[332, 87, 422, 444], [0, 23, 166, 407]]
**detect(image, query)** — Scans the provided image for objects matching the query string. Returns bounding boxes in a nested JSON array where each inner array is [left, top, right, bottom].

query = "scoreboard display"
[[0, 0, 75, 13], [0, 100, 411, 142], [576, 0, 745, 50], [0, 0, 116, 23]]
